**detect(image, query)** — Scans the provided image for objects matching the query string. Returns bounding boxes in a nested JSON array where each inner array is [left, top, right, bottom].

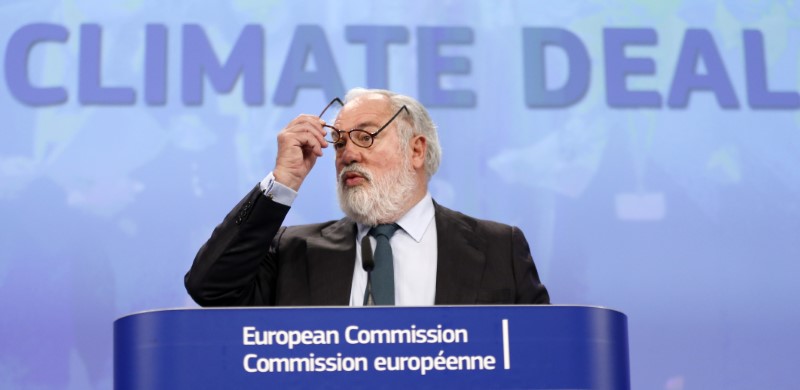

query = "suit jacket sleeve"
[[511, 226, 550, 304], [184, 185, 289, 306]]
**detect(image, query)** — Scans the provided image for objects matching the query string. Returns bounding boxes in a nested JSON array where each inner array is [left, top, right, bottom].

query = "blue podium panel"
[[114, 305, 629, 389]]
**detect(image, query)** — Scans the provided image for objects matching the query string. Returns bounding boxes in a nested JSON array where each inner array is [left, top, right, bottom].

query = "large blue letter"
[[604, 28, 661, 108], [346, 26, 409, 89], [523, 27, 590, 108], [417, 27, 475, 107], [4, 23, 68, 106], [273, 25, 344, 105], [145, 24, 167, 105], [79, 24, 136, 105], [744, 30, 799, 109], [668, 29, 739, 108], [182, 24, 264, 105]]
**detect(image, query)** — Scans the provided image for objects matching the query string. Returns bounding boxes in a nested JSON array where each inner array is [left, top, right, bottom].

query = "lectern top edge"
[[115, 304, 626, 322]]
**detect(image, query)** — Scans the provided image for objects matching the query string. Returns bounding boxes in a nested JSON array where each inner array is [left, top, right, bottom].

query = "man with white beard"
[[186, 88, 549, 307]]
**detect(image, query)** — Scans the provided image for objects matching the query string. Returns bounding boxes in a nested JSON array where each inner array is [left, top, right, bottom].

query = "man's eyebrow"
[[354, 121, 380, 129]]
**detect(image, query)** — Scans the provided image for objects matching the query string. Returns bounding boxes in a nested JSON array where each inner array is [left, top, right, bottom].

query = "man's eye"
[[357, 133, 372, 143]]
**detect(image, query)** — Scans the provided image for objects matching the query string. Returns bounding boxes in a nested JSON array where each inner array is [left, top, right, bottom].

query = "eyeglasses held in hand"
[[318, 97, 409, 149]]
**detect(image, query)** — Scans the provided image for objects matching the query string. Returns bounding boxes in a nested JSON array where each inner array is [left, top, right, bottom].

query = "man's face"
[[333, 94, 418, 225], [333, 94, 406, 188]]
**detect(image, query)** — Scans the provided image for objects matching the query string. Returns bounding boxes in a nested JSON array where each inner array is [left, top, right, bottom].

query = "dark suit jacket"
[[185, 185, 549, 306]]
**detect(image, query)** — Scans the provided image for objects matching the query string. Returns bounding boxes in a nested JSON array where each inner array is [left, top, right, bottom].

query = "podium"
[[114, 305, 629, 389]]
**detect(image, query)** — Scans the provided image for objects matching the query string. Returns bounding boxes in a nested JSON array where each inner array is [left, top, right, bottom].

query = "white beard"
[[336, 154, 418, 226]]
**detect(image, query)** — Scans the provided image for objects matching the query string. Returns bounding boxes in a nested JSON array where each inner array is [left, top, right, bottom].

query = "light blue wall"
[[1, 1, 799, 388]]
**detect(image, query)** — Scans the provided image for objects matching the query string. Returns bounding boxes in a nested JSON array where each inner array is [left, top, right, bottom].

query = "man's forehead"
[[336, 94, 392, 126], [343, 94, 392, 113]]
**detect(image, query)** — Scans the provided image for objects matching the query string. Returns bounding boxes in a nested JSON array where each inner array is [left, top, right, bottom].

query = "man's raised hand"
[[272, 114, 330, 191]]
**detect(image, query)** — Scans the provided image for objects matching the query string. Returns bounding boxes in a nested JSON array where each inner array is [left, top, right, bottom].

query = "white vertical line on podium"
[[502, 319, 510, 369]]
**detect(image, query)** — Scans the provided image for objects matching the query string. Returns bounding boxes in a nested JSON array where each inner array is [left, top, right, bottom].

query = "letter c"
[[5, 23, 69, 106], [243, 354, 257, 372]]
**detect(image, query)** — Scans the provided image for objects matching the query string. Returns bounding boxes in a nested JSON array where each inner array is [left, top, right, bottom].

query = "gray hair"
[[343, 88, 442, 179]]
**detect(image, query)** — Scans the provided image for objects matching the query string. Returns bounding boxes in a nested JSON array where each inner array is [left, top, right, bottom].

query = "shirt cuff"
[[259, 172, 298, 206]]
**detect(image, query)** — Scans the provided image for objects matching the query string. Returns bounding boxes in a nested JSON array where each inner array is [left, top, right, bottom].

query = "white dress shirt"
[[260, 172, 438, 306], [349, 193, 437, 306]]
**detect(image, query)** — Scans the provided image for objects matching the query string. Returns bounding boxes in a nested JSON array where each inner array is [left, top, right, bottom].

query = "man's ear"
[[410, 135, 427, 170]]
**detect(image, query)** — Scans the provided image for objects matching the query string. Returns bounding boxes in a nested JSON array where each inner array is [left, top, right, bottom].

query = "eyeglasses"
[[318, 97, 409, 149]]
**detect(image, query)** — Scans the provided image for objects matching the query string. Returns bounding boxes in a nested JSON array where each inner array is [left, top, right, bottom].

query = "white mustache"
[[339, 165, 373, 183]]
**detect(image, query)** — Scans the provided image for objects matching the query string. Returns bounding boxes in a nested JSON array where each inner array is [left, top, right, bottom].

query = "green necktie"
[[368, 224, 400, 305]]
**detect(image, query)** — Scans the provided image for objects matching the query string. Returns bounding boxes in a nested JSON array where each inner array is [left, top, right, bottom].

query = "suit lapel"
[[301, 203, 486, 306], [433, 202, 486, 304], [306, 218, 357, 305]]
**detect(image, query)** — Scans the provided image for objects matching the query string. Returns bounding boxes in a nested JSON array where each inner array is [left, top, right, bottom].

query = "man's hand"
[[273, 115, 330, 191]]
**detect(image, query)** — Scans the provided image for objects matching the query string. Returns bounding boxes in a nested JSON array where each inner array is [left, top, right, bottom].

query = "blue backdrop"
[[1, 1, 799, 389]]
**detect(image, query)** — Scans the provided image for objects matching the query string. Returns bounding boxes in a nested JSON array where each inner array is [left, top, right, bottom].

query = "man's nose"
[[337, 139, 363, 165]]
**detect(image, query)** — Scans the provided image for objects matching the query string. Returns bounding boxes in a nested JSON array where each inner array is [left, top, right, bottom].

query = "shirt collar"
[[357, 192, 435, 242]]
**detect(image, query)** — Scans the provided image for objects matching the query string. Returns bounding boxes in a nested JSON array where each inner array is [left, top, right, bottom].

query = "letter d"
[[523, 28, 590, 108]]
